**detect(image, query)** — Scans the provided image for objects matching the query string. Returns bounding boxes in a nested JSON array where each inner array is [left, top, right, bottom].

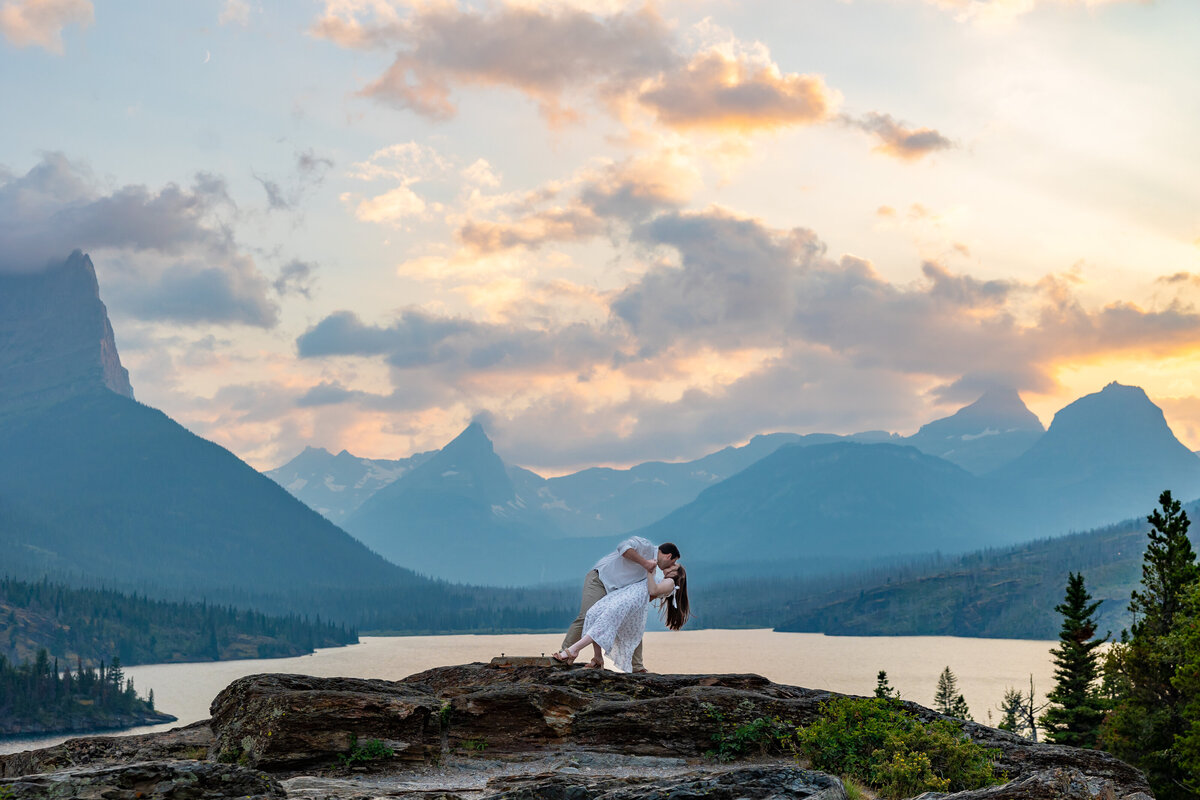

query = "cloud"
[[484, 347, 924, 470], [297, 307, 619, 376], [314, 3, 836, 134], [456, 150, 701, 254], [615, 207, 1200, 390], [105, 256, 278, 328], [218, 0, 250, 26], [273, 258, 317, 298], [337, 3, 676, 122], [0, 0, 92, 53], [924, 0, 1145, 24], [255, 149, 334, 211], [0, 153, 278, 326], [350, 183, 428, 223], [846, 112, 954, 161], [638, 48, 838, 132], [297, 380, 365, 407], [314, 1, 943, 158]]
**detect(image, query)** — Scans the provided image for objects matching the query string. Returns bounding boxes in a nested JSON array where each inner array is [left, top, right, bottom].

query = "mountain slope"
[[0, 389, 419, 597], [639, 441, 1002, 563]]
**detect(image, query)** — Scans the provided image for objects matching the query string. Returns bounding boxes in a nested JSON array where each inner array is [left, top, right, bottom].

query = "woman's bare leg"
[[590, 642, 603, 665], [567, 635, 595, 659]]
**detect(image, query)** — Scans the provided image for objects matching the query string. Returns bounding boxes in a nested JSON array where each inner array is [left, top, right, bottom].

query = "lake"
[[0, 630, 1057, 755]]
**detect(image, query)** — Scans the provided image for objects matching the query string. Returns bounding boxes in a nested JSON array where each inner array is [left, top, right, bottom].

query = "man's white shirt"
[[593, 535, 657, 593]]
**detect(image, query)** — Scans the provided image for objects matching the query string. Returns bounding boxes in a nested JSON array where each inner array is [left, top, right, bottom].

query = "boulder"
[[208, 673, 440, 768], [0, 759, 282, 799]]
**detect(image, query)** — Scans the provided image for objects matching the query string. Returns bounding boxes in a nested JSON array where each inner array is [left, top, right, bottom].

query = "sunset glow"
[[3, 0, 1198, 474]]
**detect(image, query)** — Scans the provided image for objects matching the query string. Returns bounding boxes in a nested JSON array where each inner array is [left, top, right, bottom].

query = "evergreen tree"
[[1101, 490, 1200, 800], [1166, 581, 1200, 795], [874, 670, 899, 699], [997, 688, 1027, 737], [1040, 572, 1108, 748], [934, 666, 972, 719]]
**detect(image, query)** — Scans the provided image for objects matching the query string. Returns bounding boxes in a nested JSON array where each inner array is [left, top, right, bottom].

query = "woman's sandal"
[[552, 650, 577, 664], [584, 657, 604, 669]]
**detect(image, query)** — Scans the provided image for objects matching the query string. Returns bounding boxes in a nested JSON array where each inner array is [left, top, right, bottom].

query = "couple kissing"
[[554, 536, 690, 673]]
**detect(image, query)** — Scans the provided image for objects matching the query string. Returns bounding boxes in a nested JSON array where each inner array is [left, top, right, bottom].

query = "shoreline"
[[0, 710, 178, 740]]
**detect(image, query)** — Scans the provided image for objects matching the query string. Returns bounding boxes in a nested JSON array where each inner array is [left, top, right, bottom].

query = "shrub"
[[337, 736, 394, 766], [703, 700, 795, 761], [792, 697, 1001, 799]]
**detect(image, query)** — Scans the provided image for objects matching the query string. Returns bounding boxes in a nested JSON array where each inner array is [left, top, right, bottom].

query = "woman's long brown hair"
[[660, 565, 689, 630]]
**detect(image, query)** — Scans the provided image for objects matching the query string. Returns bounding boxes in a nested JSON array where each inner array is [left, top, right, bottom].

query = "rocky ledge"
[[0, 661, 1155, 800]]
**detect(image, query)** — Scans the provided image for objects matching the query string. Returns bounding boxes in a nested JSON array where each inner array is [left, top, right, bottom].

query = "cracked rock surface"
[[0, 662, 1157, 799]]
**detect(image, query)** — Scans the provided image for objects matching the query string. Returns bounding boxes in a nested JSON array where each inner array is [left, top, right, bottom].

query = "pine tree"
[[874, 670, 899, 699], [997, 688, 1027, 737], [1166, 580, 1200, 795], [934, 666, 971, 719], [1040, 572, 1109, 748], [1101, 490, 1200, 800]]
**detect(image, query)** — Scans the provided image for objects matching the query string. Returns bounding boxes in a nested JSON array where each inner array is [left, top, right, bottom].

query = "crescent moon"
[[203, 50, 211, 64]]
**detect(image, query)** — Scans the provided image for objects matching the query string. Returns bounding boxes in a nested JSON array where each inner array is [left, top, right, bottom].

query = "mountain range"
[[6, 250, 1200, 637], [273, 381, 1200, 585]]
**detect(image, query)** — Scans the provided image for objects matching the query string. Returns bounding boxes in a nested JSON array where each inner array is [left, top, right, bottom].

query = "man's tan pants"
[[561, 569, 645, 671]]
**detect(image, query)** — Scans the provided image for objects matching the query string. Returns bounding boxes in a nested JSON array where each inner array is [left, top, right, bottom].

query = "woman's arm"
[[647, 575, 676, 599]]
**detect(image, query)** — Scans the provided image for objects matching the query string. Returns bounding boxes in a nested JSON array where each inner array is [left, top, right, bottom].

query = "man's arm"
[[621, 544, 657, 573]]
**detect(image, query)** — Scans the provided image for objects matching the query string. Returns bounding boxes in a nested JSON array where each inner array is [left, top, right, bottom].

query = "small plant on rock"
[[702, 700, 795, 762], [337, 735, 395, 766]]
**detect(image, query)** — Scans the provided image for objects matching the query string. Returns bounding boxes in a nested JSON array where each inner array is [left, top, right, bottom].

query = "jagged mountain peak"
[[0, 250, 133, 414], [442, 421, 495, 454], [916, 387, 1043, 437]]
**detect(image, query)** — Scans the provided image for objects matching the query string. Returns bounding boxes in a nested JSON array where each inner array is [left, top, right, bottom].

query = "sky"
[[2, 0, 1199, 476]]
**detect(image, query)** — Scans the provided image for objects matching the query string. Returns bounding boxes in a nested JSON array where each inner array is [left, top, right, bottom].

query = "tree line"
[[0, 576, 357, 667], [0, 649, 163, 735]]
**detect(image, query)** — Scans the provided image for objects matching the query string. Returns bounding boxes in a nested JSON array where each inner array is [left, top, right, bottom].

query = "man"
[[560, 536, 680, 672]]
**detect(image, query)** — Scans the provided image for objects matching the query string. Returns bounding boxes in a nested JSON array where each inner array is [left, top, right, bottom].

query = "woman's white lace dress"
[[583, 579, 649, 673]]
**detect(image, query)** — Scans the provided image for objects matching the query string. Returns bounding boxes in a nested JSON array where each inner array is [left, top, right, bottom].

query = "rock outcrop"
[[1, 663, 1156, 800], [0, 759, 282, 799], [208, 674, 441, 767], [0, 720, 213, 779]]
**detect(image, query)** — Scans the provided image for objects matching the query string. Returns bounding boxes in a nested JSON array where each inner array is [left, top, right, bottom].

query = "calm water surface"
[[1, 630, 1056, 755]]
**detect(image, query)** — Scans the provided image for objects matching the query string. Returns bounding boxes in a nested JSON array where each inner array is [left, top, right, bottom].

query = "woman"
[[554, 565, 689, 672]]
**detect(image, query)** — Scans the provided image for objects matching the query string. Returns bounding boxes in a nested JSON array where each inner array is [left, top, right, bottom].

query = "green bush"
[[703, 701, 795, 761], [337, 736, 394, 766], [793, 697, 1001, 799]]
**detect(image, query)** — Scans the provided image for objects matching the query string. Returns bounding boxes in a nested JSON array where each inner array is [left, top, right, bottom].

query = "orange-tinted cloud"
[[0, 0, 92, 53], [314, 2, 932, 146], [456, 151, 701, 254], [332, 3, 675, 122], [638, 49, 837, 132]]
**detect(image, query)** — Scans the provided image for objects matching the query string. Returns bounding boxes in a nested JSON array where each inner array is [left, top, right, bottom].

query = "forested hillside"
[[693, 508, 1178, 639], [0, 577, 356, 667]]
